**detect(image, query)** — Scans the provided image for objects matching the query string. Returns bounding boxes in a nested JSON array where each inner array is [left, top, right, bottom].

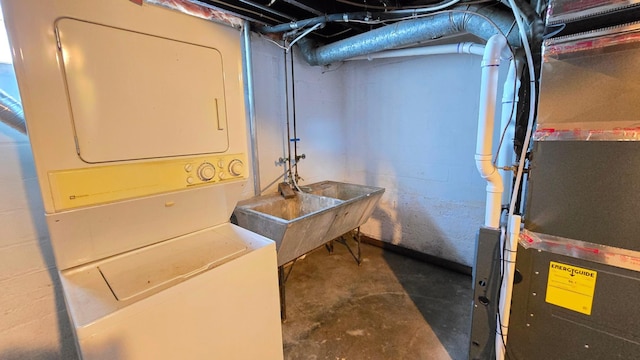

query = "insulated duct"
[[0, 89, 26, 135], [292, 5, 526, 66]]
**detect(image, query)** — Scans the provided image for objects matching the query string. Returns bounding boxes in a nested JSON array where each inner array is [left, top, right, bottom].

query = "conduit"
[[0, 89, 26, 135], [241, 21, 261, 195], [497, 59, 522, 206]]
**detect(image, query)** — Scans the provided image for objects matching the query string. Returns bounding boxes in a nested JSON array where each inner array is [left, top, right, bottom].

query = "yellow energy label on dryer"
[[545, 261, 597, 315]]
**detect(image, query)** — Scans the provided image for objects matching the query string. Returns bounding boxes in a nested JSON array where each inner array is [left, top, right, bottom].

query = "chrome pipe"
[[241, 21, 261, 196]]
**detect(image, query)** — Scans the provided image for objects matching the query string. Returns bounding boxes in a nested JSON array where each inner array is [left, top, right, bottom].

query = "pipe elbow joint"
[[296, 38, 320, 66], [475, 154, 504, 193], [485, 172, 504, 193], [482, 34, 507, 67]]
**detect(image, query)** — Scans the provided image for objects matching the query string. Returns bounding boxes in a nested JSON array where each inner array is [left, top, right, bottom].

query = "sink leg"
[[340, 228, 362, 266], [356, 227, 362, 266], [278, 266, 286, 322], [325, 240, 334, 254]]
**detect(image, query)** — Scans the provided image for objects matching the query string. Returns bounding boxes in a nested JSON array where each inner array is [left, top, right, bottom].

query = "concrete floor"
[[281, 239, 473, 360]]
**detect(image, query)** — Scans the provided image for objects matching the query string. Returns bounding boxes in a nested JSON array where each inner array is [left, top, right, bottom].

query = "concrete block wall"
[[341, 52, 507, 267], [244, 34, 346, 197], [0, 65, 77, 359], [247, 37, 508, 268]]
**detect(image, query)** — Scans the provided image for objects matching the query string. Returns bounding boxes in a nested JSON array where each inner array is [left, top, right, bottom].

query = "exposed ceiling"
[[196, 0, 480, 42]]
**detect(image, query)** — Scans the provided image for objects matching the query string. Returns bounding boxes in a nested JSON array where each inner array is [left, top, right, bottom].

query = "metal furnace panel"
[[538, 23, 640, 132], [526, 141, 640, 252], [468, 227, 501, 360], [508, 245, 640, 359]]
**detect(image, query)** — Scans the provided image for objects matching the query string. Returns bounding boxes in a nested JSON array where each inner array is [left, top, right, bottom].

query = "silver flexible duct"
[[0, 89, 26, 135], [295, 5, 523, 66]]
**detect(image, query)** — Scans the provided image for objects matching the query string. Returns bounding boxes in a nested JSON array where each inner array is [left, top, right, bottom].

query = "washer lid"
[[98, 228, 247, 301]]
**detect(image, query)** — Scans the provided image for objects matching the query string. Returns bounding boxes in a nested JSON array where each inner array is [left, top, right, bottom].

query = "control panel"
[[48, 154, 247, 211]]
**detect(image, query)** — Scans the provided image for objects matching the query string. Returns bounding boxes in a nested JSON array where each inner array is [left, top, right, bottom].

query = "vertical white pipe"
[[496, 215, 521, 360], [491, 46, 526, 360], [497, 0, 538, 358], [475, 35, 507, 229], [498, 61, 520, 205]]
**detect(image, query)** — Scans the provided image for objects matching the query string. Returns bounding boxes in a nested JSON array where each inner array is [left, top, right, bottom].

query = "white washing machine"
[[2, 0, 283, 358]]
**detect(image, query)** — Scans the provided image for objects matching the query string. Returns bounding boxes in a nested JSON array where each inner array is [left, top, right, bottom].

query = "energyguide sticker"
[[545, 261, 597, 315]]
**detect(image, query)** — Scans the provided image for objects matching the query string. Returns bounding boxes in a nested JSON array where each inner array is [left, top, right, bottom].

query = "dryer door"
[[56, 18, 230, 163]]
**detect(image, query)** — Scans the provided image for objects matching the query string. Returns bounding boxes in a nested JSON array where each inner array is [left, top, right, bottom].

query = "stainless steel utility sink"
[[233, 181, 384, 266]]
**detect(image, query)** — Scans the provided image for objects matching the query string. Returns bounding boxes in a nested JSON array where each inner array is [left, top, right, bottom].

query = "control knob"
[[228, 159, 244, 177], [197, 162, 216, 181]]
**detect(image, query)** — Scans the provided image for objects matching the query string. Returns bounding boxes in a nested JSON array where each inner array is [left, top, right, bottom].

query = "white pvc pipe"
[[497, 60, 521, 206], [349, 38, 507, 229], [496, 1, 538, 359], [496, 214, 521, 360], [344, 42, 485, 61], [475, 35, 507, 229]]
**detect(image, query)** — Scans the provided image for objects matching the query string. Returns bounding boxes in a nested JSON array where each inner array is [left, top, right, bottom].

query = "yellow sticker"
[[545, 261, 597, 315]]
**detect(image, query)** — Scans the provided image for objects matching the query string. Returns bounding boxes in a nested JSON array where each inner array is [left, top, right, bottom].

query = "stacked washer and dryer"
[[2, 0, 283, 359]]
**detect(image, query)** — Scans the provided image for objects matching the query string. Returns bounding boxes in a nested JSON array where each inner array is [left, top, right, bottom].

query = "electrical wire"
[[287, 23, 323, 51], [261, 35, 289, 50], [261, 23, 323, 52], [413, 0, 463, 12], [261, 2, 511, 40], [506, 20, 517, 38], [337, 0, 468, 11], [494, 0, 538, 358], [493, 58, 519, 166], [334, 8, 508, 39], [315, 27, 353, 39], [508, 0, 536, 221]]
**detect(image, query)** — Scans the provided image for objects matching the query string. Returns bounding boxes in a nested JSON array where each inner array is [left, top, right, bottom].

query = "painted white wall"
[[244, 34, 346, 197], [245, 34, 508, 267], [341, 52, 507, 267]]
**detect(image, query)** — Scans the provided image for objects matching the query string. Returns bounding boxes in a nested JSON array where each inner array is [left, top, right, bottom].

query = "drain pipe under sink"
[[475, 34, 509, 229]]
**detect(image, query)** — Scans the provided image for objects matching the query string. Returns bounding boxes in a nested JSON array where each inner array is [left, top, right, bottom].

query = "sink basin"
[[247, 192, 342, 221], [233, 181, 384, 266], [304, 181, 384, 241], [305, 181, 382, 201]]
